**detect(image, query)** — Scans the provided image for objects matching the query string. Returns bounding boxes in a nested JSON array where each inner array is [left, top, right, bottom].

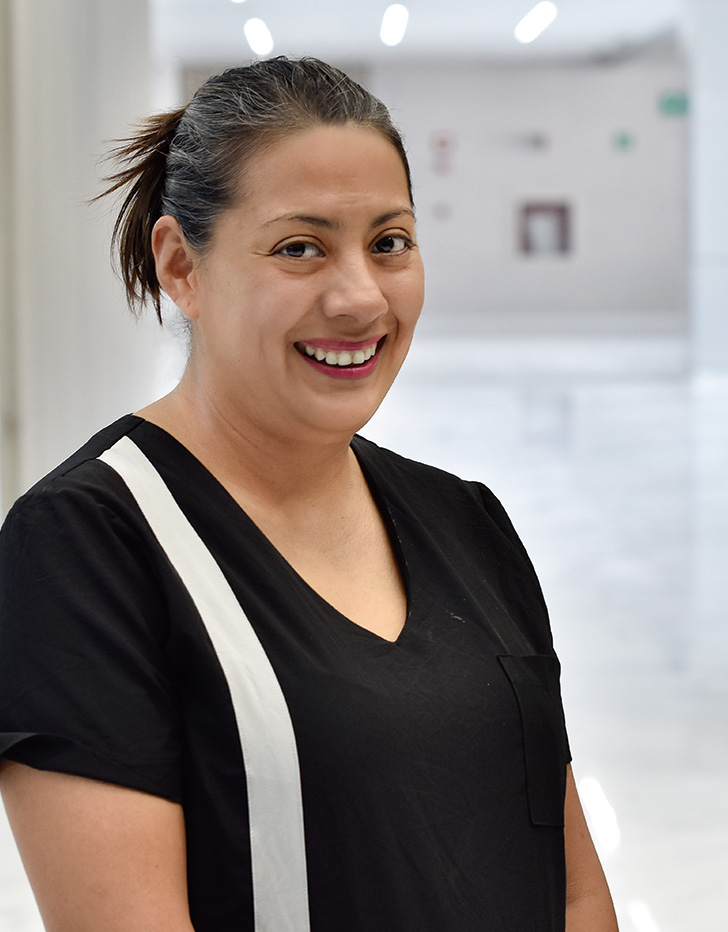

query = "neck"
[[136, 378, 360, 509]]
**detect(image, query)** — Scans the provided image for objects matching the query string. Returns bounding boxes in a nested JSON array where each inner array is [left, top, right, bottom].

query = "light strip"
[[577, 776, 621, 852], [244, 18, 274, 56], [380, 4, 409, 47], [515, 2, 558, 44], [628, 901, 662, 932]]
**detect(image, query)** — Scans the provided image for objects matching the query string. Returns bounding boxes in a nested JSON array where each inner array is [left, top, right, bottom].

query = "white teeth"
[[301, 341, 379, 367]]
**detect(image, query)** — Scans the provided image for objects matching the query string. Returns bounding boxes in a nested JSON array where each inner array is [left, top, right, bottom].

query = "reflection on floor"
[[2, 337, 726, 932]]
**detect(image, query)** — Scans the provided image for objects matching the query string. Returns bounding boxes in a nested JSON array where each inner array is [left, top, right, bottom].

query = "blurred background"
[[0, 1, 726, 930]]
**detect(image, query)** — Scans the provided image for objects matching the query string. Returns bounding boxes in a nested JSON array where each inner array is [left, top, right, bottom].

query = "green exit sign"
[[659, 91, 689, 117]]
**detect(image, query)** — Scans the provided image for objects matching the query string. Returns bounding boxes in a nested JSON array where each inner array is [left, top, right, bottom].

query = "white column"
[[686, 0, 728, 370], [0, 1, 17, 510], [3, 0, 166, 508], [684, 2, 728, 674]]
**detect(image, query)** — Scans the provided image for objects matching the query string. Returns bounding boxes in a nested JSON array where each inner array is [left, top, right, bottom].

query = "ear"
[[152, 216, 201, 319]]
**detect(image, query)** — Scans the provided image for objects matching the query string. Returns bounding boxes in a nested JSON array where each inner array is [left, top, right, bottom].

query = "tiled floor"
[[1, 336, 726, 931]]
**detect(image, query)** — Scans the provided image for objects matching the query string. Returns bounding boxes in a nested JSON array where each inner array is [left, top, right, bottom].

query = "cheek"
[[396, 269, 425, 322]]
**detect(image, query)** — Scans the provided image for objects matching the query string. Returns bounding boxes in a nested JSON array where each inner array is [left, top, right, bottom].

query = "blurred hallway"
[[1, 335, 726, 932]]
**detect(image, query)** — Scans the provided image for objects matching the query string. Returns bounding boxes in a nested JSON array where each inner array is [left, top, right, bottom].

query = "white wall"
[[370, 50, 689, 337], [2, 0, 165, 508], [0, 2, 14, 507], [174, 49, 690, 342]]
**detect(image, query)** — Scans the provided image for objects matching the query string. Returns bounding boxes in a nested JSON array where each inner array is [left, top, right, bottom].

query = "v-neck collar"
[[127, 419, 413, 646]]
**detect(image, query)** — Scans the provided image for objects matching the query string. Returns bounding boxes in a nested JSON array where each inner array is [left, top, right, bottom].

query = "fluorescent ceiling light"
[[230, 0, 247, 5], [515, 2, 558, 44], [380, 4, 409, 47], [244, 18, 274, 56]]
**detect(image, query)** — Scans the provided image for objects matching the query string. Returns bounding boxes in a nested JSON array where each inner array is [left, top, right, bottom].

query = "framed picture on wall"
[[518, 201, 572, 255]]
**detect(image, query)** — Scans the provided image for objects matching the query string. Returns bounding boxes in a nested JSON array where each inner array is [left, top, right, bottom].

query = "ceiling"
[[151, 0, 687, 69]]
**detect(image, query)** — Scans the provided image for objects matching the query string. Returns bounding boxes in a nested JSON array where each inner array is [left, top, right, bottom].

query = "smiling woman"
[[0, 57, 617, 932], [149, 122, 423, 448]]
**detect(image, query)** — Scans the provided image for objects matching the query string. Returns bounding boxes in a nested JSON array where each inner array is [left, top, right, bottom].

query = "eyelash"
[[277, 242, 323, 259], [276, 234, 414, 259], [373, 234, 413, 255]]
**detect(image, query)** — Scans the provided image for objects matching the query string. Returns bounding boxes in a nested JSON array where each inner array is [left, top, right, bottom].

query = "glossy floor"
[[1, 336, 726, 931]]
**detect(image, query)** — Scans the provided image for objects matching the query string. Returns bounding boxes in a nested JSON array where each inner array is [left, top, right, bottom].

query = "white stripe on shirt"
[[99, 435, 310, 932]]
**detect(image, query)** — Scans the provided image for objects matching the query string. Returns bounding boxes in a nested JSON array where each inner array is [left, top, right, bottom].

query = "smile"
[[295, 336, 386, 381], [298, 340, 380, 368]]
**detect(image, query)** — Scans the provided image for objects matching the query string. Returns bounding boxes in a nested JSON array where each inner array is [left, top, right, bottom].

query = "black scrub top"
[[0, 415, 570, 931]]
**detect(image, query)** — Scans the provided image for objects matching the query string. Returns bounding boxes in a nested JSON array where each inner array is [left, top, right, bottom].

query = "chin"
[[298, 398, 385, 441]]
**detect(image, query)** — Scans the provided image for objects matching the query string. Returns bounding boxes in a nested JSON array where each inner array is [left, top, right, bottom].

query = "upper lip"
[[295, 335, 385, 352]]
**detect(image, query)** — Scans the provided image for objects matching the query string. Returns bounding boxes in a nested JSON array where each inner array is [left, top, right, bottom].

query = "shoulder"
[[1, 415, 155, 585], [9, 414, 143, 511], [353, 433, 478, 497], [0, 415, 182, 692], [352, 433, 522, 544], [0, 417, 188, 802], [353, 435, 554, 653], [29, 415, 144, 486]]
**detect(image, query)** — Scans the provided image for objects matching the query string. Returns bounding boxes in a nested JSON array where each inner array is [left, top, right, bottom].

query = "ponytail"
[[98, 108, 185, 322]]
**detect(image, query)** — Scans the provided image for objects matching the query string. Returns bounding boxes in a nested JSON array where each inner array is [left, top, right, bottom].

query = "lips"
[[295, 336, 386, 379]]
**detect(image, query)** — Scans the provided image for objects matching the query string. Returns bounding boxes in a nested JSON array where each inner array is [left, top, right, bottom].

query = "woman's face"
[[181, 123, 425, 444]]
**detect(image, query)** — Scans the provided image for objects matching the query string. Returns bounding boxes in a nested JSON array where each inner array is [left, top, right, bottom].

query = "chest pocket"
[[498, 654, 570, 827]]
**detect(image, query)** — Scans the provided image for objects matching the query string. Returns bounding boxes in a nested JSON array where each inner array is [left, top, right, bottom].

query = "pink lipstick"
[[295, 336, 385, 380]]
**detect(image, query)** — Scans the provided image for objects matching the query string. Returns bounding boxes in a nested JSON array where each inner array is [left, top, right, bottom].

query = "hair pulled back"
[[101, 57, 413, 321]]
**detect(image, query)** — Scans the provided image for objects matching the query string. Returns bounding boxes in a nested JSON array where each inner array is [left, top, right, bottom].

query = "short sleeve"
[[0, 468, 183, 802]]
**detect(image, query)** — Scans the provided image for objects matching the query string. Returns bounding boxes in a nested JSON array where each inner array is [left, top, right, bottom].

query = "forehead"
[[238, 124, 412, 218]]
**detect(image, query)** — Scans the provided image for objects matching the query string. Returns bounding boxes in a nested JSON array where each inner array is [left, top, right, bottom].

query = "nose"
[[321, 254, 389, 323]]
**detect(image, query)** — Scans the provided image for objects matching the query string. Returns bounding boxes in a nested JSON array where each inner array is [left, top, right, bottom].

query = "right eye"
[[276, 242, 324, 259]]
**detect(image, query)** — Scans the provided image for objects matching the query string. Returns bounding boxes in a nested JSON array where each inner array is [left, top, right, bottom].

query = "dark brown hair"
[[99, 57, 413, 321]]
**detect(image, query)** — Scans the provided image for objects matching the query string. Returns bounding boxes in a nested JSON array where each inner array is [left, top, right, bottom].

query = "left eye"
[[278, 242, 323, 259], [373, 235, 411, 255]]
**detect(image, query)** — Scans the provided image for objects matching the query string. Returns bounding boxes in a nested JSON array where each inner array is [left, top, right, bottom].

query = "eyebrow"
[[264, 208, 415, 231]]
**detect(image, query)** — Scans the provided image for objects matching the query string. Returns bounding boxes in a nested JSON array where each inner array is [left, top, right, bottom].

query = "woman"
[[0, 57, 617, 931]]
